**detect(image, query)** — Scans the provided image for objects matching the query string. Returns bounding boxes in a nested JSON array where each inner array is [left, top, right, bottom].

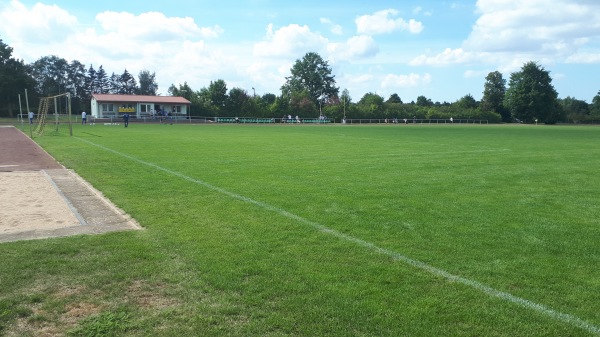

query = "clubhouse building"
[[91, 94, 191, 119]]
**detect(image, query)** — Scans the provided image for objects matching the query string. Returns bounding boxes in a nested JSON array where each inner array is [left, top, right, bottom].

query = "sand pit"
[[0, 171, 80, 235], [0, 125, 141, 243]]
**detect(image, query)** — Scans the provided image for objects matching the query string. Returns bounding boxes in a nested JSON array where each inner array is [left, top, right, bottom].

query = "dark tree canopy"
[[592, 91, 600, 116], [504, 61, 560, 124], [416, 95, 433, 107], [30, 55, 69, 96], [481, 71, 509, 121], [0, 38, 35, 116], [281, 52, 339, 107], [118, 69, 137, 95], [386, 93, 403, 104], [455, 94, 478, 110], [137, 69, 158, 95]]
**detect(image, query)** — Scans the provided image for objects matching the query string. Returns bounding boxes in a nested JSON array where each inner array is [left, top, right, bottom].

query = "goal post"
[[33, 93, 73, 137]]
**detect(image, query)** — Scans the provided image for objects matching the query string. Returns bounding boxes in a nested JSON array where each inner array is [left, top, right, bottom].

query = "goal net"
[[33, 93, 73, 137]]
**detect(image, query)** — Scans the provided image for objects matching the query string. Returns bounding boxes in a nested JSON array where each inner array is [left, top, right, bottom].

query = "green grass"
[[1, 123, 599, 336]]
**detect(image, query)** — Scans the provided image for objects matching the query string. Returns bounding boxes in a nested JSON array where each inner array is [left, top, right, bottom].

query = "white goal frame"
[[34, 93, 73, 136]]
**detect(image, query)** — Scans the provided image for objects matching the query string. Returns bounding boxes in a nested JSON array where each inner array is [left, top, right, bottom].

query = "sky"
[[1, 0, 599, 103]]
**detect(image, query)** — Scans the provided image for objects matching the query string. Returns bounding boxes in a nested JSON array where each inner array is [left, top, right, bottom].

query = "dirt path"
[[0, 126, 141, 243]]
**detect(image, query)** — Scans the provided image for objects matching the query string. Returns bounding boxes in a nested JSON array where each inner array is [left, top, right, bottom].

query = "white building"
[[91, 94, 191, 119]]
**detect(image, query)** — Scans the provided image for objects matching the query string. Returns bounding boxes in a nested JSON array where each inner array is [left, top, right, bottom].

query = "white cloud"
[[253, 24, 329, 57], [566, 52, 600, 64], [463, 70, 488, 78], [410, 48, 478, 66], [95, 11, 223, 41], [465, 0, 600, 57], [413, 6, 432, 16], [355, 9, 423, 35], [320, 17, 343, 35], [327, 35, 379, 61], [0, 0, 78, 45], [410, 0, 600, 68], [0, 0, 237, 96], [0, 0, 224, 67], [381, 73, 432, 88]]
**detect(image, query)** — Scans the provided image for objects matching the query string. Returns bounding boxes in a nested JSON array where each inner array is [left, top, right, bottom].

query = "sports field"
[[1, 123, 599, 336]]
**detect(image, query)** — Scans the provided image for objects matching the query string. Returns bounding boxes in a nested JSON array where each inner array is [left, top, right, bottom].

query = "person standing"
[[123, 113, 129, 128], [81, 111, 87, 125], [28, 111, 34, 124]]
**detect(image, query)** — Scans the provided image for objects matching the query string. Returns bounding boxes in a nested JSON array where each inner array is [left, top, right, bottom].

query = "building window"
[[101, 104, 114, 112], [173, 105, 182, 113], [140, 104, 152, 113]]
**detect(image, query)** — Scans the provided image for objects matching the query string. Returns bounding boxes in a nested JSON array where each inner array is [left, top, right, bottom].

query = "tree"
[[481, 71, 509, 121], [168, 82, 194, 99], [591, 91, 600, 116], [30, 55, 69, 97], [109, 72, 120, 94], [227, 87, 251, 116], [95, 66, 109, 94], [207, 79, 228, 113], [289, 89, 317, 117], [358, 92, 384, 117], [504, 61, 560, 124], [261, 93, 276, 105], [138, 69, 158, 95], [416, 95, 433, 107], [118, 69, 137, 95], [281, 52, 339, 108], [66, 60, 87, 111], [561, 96, 589, 116], [85, 65, 97, 97], [340, 88, 351, 119], [455, 94, 478, 110], [386, 93, 402, 104], [0, 39, 35, 117]]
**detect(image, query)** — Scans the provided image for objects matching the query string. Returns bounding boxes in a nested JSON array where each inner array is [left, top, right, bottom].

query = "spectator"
[[123, 113, 130, 128]]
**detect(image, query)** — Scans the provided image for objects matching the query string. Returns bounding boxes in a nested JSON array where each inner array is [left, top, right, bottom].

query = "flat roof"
[[92, 94, 190, 104]]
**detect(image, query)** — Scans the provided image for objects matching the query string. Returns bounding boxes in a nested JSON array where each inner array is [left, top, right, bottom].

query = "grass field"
[[1, 123, 599, 336]]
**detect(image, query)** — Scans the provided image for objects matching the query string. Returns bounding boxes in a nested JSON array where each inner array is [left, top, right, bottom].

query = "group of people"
[[282, 114, 302, 123], [79, 111, 129, 127], [281, 114, 330, 123], [151, 109, 173, 124]]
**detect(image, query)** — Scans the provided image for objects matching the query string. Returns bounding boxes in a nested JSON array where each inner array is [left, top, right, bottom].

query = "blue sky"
[[1, 0, 599, 103]]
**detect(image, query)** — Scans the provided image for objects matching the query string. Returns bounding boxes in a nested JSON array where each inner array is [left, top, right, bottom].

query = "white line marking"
[[76, 137, 600, 335], [41, 170, 88, 226], [0, 165, 20, 168]]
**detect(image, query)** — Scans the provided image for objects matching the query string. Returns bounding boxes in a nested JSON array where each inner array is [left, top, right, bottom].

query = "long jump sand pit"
[[1, 170, 80, 235], [0, 126, 141, 243]]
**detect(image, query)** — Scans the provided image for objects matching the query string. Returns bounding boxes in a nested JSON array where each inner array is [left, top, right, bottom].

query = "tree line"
[[1, 38, 599, 123]]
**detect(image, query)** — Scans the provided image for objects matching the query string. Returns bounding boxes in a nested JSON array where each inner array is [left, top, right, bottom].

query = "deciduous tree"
[[481, 71, 509, 121], [504, 62, 560, 123], [281, 52, 338, 108], [386, 93, 402, 104], [416, 95, 433, 107], [591, 91, 600, 116], [0, 39, 35, 117]]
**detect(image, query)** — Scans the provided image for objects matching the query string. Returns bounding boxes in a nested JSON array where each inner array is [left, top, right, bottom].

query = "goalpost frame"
[[34, 92, 73, 137]]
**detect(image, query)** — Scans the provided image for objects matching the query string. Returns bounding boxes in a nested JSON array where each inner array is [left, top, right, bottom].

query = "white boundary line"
[[76, 137, 600, 335], [42, 169, 88, 226]]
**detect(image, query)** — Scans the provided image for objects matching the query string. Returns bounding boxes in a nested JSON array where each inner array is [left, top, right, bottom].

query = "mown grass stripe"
[[76, 136, 600, 336]]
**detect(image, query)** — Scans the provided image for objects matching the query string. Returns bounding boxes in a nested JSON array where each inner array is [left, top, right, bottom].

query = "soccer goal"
[[33, 93, 73, 137]]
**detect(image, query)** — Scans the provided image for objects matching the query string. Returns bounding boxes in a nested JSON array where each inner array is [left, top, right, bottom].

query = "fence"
[[7, 115, 498, 126], [342, 118, 488, 124]]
